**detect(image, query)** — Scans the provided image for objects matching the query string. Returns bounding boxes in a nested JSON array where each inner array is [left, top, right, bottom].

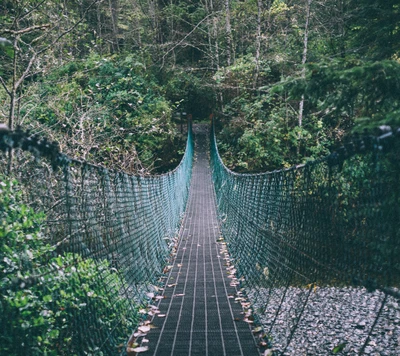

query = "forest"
[[1, 0, 399, 172], [1, 2, 400, 355]]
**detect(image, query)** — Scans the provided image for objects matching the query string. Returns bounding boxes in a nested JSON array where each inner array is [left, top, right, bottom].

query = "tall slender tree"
[[224, 0, 232, 66]]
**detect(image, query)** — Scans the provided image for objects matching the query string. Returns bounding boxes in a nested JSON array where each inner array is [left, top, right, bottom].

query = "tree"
[[347, 0, 400, 60], [253, 0, 262, 89], [0, 0, 100, 130], [224, 0, 233, 66], [297, 0, 312, 155]]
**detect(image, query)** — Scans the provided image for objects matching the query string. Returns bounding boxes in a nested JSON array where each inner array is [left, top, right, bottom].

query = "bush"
[[0, 177, 137, 355]]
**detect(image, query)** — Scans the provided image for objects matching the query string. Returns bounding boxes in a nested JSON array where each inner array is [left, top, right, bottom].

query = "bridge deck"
[[140, 126, 260, 356]]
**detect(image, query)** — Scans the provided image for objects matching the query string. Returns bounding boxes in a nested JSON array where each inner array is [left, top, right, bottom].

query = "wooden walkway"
[[140, 126, 260, 356]]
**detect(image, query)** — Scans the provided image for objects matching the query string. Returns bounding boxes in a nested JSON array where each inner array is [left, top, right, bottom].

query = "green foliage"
[[216, 82, 332, 172], [279, 59, 400, 131], [212, 1, 399, 172], [218, 56, 400, 172], [0, 179, 49, 274], [348, 0, 400, 60], [0, 177, 137, 355], [216, 115, 286, 172], [1, 0, 398, 174], [22, 53, 184, 173], [163, 68, 215, 120]]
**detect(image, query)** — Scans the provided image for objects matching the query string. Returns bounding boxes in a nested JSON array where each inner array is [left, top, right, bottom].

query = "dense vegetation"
[[0, 2, 399, 353], [0, 177, 137, 355], [1, 0, 399, 172]]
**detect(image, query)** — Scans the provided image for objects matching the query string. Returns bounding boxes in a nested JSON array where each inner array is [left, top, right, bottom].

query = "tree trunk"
[[253, 0, 262, 88], [298, 0, 312, 155], [224, 0, 232, 66], [108, 0, 120, 52], [338, 0, 346, 58], [203, 0, 214, 69], [96, 1, 103, 53], [8, 37, 19, 131]]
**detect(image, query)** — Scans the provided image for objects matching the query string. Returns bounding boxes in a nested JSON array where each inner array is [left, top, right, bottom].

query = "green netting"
[[0, 125, 193, 355], [211, 123, 400, 355]]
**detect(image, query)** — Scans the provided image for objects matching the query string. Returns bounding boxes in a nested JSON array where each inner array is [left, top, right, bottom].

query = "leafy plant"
[[0, 177, 138, 355], [19, 52, 185, 174]]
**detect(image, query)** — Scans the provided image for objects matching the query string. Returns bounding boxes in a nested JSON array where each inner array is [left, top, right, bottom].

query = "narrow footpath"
[[141, 125, 260, 356]]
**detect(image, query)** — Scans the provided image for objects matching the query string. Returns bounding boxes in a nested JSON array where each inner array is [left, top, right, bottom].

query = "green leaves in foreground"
[[0, 177, 137, 355]]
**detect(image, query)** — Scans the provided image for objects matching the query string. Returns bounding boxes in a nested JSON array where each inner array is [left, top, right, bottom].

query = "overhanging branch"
[[1, 24, 51, 36]]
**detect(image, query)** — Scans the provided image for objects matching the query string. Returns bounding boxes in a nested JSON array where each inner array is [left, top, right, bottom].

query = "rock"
[[356, 320, 367, 329]]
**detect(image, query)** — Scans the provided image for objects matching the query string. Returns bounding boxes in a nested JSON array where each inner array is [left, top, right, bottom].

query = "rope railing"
[[0, 124, 193, 355], [211, 123, 400, 355]]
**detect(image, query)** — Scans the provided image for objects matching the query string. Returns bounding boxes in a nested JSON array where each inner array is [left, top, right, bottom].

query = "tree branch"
[[15, 51, 38, 90], [14, 0, 102, 91], [36, 0, 101, 56], [18, 0, 48, 22], [1, 24, 51, 36], [0, 77, 11, 97], [161, 11, 221, 67]]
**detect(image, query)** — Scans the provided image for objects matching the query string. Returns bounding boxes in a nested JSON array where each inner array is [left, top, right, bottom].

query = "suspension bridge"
[[0, 123, 399, 356]]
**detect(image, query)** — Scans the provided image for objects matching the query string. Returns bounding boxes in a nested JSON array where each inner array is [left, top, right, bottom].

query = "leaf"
[[252, 326, 263, 333], [132, 346, 149, 353], [332, 343, 347, 354], [127, 346, 149, 355], [138, 325, 151, 333], [43, 295, 53, 303], [133, 332, 146, 338]]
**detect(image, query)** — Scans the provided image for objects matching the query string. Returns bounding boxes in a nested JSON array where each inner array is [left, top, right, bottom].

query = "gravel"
[[249, 286, 400, 355]]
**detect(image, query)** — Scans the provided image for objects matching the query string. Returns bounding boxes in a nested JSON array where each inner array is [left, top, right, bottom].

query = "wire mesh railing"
[[211, 123, 400, 355], [0, 124, 193, 355]]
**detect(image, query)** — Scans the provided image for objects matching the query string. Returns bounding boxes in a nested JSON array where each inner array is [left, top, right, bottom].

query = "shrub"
[[0, 177, 137, 355]]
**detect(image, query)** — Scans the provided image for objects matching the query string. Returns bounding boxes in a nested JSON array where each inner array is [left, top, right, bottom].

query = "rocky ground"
[[249, 287, 400, 355]]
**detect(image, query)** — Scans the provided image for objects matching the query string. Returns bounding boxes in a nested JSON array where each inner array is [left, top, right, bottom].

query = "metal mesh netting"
[[211, 124, 400, 355], [0, 126, 193, 355]]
